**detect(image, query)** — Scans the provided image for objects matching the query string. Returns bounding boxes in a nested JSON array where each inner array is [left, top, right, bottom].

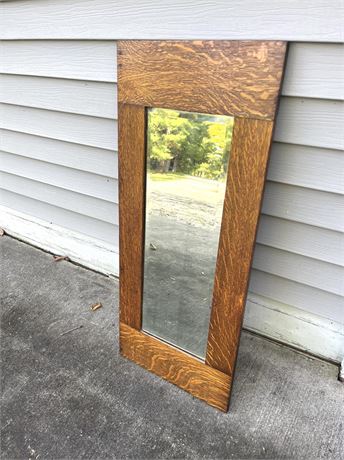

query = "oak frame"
[[118, 40, 287, 411]]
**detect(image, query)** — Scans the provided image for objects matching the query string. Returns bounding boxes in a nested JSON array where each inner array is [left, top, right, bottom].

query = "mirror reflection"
[[142, 108, 234, 358]]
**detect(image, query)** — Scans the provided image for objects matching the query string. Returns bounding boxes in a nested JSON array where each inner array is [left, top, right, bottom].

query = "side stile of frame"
[[206, 119, 274, 378], [118, 103, 146, 330]]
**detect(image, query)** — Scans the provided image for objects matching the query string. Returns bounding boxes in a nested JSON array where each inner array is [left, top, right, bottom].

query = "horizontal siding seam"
[[0, 100, 116, 121], [265, 178, 344, 196], [0, 101, 117, 120], [272, 140, 344, 154], [0, 147, 118, 179], [0, 72, 117, 84], [0, 185, 118, 227], [255, 241, 344, 270], [0, 162, 118, 203], [0, 126, 116, 151], [251, 266, 343, 299], [0, 128, 117, 154]]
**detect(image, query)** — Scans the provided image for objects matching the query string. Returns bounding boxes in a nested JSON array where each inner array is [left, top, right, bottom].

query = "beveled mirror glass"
[[142, 108, 234, 358]]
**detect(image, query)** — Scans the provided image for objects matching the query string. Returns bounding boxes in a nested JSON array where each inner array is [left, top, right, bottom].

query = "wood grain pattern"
[[118, 41, 286, 410], [120, 322, 231, 411], [118, 103, 146, 329], [118, 41, 287, 120], [206, 118, 274, 376]]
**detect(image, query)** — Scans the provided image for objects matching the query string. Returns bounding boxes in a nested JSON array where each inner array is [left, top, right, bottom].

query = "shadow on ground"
[[1, 236, 343, 459]]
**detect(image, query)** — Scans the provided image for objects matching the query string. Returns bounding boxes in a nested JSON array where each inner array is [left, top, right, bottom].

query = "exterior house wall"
[[0, 1, 343, 362]]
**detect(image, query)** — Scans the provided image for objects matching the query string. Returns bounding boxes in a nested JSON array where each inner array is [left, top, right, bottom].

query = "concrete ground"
[[1, 236, 343, 460]]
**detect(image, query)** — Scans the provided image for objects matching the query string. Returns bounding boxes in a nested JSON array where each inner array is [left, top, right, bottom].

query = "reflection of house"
[[0, 1, 343, 365]]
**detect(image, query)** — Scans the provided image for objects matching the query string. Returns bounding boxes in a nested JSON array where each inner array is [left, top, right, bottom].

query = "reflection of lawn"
[[147, 171, 226, 207], [148, 172, 187, 182], [146, 171, 226, 228]]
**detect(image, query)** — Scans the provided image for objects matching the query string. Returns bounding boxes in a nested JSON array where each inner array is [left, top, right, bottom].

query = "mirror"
[[118, 40, 287, 410], [142, 108, 234, 358]]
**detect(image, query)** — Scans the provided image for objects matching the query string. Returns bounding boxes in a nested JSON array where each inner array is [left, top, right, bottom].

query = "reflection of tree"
[[147, 109, 233, 179]]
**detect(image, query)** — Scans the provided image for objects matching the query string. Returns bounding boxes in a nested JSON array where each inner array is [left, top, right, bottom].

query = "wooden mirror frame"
[[118, 40, 287, 411]]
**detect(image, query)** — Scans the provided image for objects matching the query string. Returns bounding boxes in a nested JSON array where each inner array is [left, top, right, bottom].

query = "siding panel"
[[1, 0, 342, 41], [268, 143, 344, 194], [262, 182, 344, 232], [0, 151, 118, 202], [282, 43, 344, 100], [249, 270, 343, 323], [256, 215, 343, 266], [0, 130, 118, 178], [253, 245, 343, 296], [0, 74, 117, 118], [275, 98, 344, 150], [0, 104, 118, 150], [0, 41, 117, 81]]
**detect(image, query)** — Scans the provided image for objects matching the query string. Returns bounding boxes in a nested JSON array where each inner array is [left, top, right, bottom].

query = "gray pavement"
[[1, 236, 343, 459]]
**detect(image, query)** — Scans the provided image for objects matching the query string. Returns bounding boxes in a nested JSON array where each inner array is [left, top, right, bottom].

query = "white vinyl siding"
[[0, 40, 343, 313], [0, 1, 343, 362], [1, 0, 343, 41]]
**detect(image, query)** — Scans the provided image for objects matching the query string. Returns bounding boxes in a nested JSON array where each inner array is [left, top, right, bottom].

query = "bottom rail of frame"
[[119, 322, 232, 411]]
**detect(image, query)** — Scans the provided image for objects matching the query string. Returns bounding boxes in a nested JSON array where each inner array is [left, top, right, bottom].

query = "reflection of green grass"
[[148, 172, 187, 182], [148, 171, 226, 184]]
